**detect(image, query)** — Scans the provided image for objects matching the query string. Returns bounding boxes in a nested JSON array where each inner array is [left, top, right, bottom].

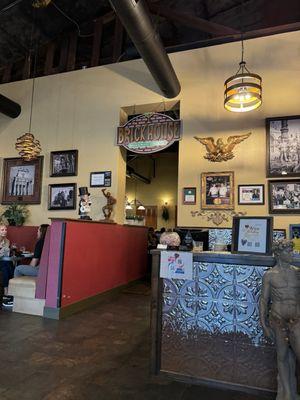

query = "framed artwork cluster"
[[266, 116, 300, 214]]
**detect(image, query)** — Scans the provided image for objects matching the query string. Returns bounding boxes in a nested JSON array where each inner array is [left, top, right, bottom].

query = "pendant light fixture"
[[15, 7, 42, 161], [224, 37, 262, 113]]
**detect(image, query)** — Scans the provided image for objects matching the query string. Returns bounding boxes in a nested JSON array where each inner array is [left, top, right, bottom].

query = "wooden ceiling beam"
[[165, 21, 300, 53], [148, 4, 239, 36]]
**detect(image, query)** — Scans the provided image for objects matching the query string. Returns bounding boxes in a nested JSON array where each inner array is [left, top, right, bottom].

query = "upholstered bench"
[[8, 276, 45, 316]]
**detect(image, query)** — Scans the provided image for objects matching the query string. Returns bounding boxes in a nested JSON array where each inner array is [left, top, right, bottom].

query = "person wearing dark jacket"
[[14, 224, 49, 278]]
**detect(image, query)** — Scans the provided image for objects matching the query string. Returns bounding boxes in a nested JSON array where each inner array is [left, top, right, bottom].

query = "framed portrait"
[[48, 183, 76, 210], [1, 156, 43, 204], [183, 187, 196, 205], [50, 150, 78, 177], [232, 216, 273, 255], [90, 171, 112, 187], [266, 116, 300, 177], [238, 184, 265, 205], [273, 229, 286, 241], [268, 179, 300, 214], [201, 171, 234, 209]]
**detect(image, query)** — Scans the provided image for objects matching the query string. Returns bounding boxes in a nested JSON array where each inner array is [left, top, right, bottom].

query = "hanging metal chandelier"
[[224, 40, 262, 113]]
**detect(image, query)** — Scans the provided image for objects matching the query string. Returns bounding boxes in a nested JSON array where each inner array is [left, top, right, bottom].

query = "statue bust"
[[260, 240, 300, 400]]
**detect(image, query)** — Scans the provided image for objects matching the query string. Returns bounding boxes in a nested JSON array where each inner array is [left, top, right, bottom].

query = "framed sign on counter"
[[232, 216, 273, 255], [90, 171, 112, 187]]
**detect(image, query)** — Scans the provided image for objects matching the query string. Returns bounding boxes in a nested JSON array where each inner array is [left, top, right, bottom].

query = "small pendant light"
[[224, 38, 262, 113]]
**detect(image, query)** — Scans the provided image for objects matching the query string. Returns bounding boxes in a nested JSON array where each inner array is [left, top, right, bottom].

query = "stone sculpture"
[[260, 239, 300, 400], [101, 188, 116, 222]]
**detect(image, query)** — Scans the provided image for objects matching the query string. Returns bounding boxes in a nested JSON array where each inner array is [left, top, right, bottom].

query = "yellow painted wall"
[[126, 153, 178, 229], [0, 30, 299, 233]]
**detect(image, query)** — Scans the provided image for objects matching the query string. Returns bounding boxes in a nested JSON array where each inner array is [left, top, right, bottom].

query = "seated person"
[[14, 224, 49, 278], [0, 223, 13, 296]]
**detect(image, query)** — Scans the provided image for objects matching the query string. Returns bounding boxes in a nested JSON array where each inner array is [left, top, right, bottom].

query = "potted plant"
[[1, 203, 29, 226]]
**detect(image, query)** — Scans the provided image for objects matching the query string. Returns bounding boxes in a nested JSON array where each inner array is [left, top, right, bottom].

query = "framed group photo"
[[183, 187, 196, 205], [232, 216, 273, 256], [201, 171, 234, 209], [1, 156, 43, 204], [238, 184, 265, 205], [48, 183, 77, 210], [266, 115, 300, 177], [268, 180, 300, 214], [50, 150, 78, 177]]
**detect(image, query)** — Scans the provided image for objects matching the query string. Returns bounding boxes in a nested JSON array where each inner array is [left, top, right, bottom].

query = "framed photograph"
[[183, 187, 196, 205], [266, 115, 300, 177], [268, 179, 300, 214], [232, 216, 273, 255], [238, 184, 265, 205], [90, 171, 111, 187], [50, 150, 78, 177], [289, 224, 300, 240], [273, 229, 286, 241], [201, 171, 234, 209], [1, 156, 43, 204], [48, 183, 76, 210]]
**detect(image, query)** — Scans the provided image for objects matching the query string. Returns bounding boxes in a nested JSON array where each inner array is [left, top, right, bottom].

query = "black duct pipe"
[[0, 94, 21, 118], [109, 0, 181, 98]]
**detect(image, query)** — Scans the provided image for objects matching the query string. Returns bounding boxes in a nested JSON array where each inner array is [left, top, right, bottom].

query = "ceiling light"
[[224, 40, 262, 113]]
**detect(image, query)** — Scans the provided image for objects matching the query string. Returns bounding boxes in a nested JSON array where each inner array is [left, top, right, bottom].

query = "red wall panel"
[[61, 222, 147, 307]]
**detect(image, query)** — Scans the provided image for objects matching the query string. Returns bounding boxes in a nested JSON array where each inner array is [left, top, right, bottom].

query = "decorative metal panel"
[[160, 261, 276, 390]]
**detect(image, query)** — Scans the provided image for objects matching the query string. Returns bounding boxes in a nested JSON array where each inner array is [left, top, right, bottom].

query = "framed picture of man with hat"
[[48, 183, 76, 210]]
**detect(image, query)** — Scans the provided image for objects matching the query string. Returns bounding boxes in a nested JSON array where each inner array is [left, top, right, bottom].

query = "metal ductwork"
[[0, 94, 21, 118], [109, 0, 181, 99]]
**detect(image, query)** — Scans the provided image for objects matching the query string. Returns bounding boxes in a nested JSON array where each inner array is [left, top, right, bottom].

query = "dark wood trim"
[[91, 18, 103, 67], [112, 17, 124, 62], [159, 371, 276, 396], [44, 279, 142, 319], [149, 4, 239, 35], [66, 32, 78, 72]]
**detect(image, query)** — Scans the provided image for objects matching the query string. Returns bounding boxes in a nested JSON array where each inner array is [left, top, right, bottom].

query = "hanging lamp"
[[224, 38, 262, 113], [15, 8, 42, 161]]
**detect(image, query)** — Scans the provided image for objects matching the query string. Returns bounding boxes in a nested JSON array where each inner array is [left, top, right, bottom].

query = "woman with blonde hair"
[[0, 223, 12, 297]]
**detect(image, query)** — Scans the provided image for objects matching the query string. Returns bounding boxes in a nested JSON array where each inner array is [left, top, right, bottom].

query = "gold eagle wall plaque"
[[194, 132, 251, 162]]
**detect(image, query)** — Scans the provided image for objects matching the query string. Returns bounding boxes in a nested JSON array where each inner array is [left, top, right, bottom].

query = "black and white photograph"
[[266, 116, 300, 177], [238, 184, 265, 205], [268, 180, 300, 214], [201, 172, 234, 209], [48, 183, 76, 210], [50, 150, 78, 177], [1, 157, 43, 204]]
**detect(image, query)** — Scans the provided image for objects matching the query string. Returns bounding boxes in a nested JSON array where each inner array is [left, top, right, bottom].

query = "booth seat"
[[7, 226, 38, 253], [8, 227, 50, 317]]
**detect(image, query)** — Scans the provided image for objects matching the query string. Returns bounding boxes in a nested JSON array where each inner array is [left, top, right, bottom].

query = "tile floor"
[[0, 283, 275, 400]]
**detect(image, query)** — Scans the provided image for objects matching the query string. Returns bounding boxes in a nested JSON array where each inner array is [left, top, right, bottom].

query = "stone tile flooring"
[[0, 283, 275, 400]]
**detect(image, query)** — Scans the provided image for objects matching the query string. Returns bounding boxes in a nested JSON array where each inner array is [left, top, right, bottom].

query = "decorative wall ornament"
[[15, 132, 41, 162], [194, 132, 251, 162], [101, 188, 116, 222], [190, 209, 246, 226]]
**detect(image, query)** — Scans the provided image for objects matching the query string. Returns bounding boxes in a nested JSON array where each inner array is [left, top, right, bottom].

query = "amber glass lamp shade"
[[224, 61, 262, 113]]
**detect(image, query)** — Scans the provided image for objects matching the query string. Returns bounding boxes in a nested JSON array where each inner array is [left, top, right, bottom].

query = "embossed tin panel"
[[160, 261, 276, 391]]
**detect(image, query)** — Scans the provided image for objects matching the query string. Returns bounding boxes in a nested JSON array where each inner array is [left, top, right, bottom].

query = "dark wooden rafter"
[[148, 3, 240, 36], [90, 18, 103, 67], [66, 31, 78, 71], [112, 17, 124, 62]]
